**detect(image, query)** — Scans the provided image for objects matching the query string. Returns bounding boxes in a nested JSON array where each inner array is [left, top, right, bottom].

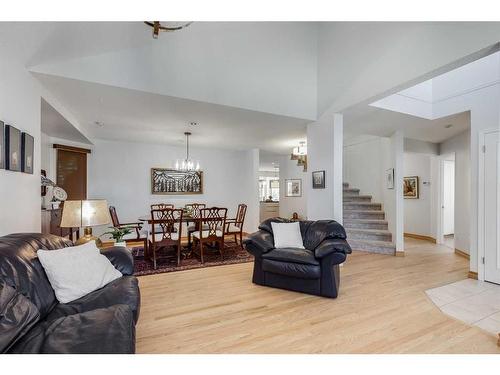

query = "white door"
[[485, 131, 500, 284], [443, 160, 455, 235]]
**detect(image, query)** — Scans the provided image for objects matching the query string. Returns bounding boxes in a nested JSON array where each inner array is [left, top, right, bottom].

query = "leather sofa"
[[244, 218, 352, 298], [0, 233, 140, 354]]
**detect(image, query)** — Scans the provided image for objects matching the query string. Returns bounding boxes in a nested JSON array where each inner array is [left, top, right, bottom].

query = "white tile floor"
[[426, 279, 500, 335]]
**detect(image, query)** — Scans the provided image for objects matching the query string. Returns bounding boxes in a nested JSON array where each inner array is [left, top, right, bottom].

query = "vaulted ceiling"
[[1, 22, 499, 153]]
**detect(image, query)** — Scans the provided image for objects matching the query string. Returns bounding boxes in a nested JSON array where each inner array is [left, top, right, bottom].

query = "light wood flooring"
[[136, 238, 500, 353]]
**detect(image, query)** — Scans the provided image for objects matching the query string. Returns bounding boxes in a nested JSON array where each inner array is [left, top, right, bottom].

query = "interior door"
[[484, 131, 500, 284], [442, 160, 455, 235]]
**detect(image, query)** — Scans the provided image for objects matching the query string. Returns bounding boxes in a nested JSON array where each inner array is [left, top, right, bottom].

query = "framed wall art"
[[285, 179, 302, 197], [0, 121, 4, 169], [403, 176, 419, 199], [21, 132, 34, 174], [5, 125, 21, 172], [386, 168, 394, 189], [151, 168, 203, 195], [312, 170, 325, 189]]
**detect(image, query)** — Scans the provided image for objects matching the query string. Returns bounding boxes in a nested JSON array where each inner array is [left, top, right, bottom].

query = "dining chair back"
[[192, 207, 227, 263], [149, 208, 184, 268], [234, 204, 247, 229], [108, 205, 147, 250], [109, 206, 120, 227], [150, 203, 174, 210], [185, 203, 206, 218]]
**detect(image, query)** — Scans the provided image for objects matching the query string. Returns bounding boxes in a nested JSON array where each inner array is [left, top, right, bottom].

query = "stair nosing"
[[347, 239, 396, 248]]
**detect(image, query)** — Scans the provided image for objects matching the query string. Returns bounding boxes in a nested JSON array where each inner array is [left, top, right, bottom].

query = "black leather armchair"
[[244, 218, 352, 298], [0, 233, 140, 354]]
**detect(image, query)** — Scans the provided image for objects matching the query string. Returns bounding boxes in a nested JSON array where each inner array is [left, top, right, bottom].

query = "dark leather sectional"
[[0, 233, 140, 354], [244, 218, 352, 298]]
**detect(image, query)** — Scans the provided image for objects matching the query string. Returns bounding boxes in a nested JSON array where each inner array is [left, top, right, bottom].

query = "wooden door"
[[56, 149, 87, 200]]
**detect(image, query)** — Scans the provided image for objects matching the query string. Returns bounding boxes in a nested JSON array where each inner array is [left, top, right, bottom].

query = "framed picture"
[[285, 179, 302, 197], [21, 132, 34, 174], [386, 168, 394, 189], [403, 176, 419, 199], [0, 121, 4, 169], [312, 170, 325, 189], [5, 125, 21, 171], [151, 168, 203, 195]]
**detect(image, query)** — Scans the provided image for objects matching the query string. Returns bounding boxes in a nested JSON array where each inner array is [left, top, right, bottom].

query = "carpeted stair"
[[343, 182, 395, 255]]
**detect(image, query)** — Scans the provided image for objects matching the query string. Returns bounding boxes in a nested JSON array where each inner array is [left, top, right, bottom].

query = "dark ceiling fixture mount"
[[144, 21, 193, 39]]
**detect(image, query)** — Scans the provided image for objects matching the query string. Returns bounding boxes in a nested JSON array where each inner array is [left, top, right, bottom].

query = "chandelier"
[[144, 21, 193, 39], [175, 132, 200, 172]]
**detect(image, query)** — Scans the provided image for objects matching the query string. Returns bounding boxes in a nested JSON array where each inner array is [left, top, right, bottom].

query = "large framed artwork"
[[403, 176, 419, 199], [0, 121, 4, 169], [5, 125, 21, 171], [285, 179, 302, 197], [21, 132, 34, 174], [151, 168, 203, 195]]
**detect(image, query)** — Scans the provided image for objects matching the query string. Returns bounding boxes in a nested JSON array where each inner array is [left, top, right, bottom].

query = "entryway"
[[482, 130, 500, 284], [441, 156, 455, 250]]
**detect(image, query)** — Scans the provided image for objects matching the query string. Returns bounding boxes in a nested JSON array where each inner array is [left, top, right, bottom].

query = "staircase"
[[343, 182, 395, 255]]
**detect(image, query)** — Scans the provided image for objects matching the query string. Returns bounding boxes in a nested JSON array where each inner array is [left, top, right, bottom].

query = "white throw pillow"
[[37, 241, 122, 303], [271, 222, 304, 249]]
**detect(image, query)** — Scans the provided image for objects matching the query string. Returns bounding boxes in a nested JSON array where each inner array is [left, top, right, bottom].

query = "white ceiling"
[[34, 73, 309, 154], [344, 106, 470, 143], [41, 98, 92, 144]]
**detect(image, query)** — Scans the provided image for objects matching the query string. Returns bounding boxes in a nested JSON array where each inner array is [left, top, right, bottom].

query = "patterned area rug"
[[132, 241, 253, 276]]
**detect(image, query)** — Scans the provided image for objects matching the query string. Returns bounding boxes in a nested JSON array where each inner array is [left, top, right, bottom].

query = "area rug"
[[132, 242, 253, 276]]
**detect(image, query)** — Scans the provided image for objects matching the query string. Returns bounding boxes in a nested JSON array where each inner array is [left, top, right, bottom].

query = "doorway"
[[483, 130, 500, 284], [442, 157, 455, 249]]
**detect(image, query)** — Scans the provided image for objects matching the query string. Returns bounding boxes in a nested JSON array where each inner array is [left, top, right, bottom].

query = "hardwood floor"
[[136, 238, 500, 353]]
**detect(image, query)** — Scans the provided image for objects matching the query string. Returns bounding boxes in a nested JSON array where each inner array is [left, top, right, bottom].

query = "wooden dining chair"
[[192, 207, 227, 263], [149, 208, 184, 269], [224, 203, 247, 249], [109, 206, 147, 250], [185, 203, 206, 249]]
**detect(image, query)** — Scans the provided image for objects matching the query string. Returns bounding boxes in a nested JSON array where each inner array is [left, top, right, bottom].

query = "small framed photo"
[[0, 121, 4, 169], [5, 125, 21, 172], [21, 132, 34, 174], [404, 176, 419, 199], [386, 168, 394, 189], [285, 179, 302, 197], [312, 170, 325, 189]]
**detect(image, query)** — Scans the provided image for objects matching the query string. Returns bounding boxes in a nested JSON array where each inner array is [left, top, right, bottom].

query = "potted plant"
[[101, 226, 133, 247]]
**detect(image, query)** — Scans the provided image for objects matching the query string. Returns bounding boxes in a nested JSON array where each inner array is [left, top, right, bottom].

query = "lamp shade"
[[60, 200, 111, 228]]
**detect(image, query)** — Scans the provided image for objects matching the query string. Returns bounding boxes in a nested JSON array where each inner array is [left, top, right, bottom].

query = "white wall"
[[279, 155, 307, 219], [343, 135, 387, 204], [439, 130, 471, 254], [0, 58, 42, 236], [86, 139, 260, 236], [403, 153, 433, 237]]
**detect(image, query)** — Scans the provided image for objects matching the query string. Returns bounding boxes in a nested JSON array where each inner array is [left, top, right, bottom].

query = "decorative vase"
[[114, 241, 127, 248]]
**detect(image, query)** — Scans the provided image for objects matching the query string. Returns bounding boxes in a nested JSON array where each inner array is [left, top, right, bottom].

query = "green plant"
[[101, 226, 133, 243]]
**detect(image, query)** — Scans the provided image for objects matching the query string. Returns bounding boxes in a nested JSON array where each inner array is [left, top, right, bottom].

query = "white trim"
[[435, 153, 456, 245], [477, 128, 499, 281]]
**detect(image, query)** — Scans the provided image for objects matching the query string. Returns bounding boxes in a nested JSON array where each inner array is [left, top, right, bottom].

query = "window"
[[259, 177, 279, 202]]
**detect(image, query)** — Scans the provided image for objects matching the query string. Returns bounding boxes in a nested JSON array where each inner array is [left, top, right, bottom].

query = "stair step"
[[343, 210, 385, 220], [347, 239, 395, 255], [346, 228, 392, 242], [343, 195, 372, 202], [343, 188, 360, 195], [344, 219, 389, 230], [343, 202, 382, 211]]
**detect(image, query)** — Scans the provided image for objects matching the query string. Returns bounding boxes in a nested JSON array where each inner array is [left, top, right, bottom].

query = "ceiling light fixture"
[[175, 132, 200, 172], [144, 21, 193, 39]]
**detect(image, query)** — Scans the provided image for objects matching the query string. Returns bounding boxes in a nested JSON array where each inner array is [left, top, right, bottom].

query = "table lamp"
[[60, 200, 110, 246]]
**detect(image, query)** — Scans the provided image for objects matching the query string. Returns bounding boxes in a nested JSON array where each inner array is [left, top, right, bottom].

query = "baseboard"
[[395, 251, 405, 257], [468, 271, 478, 280], [455, 248, 470, 260], [404, 233, 436, 243]]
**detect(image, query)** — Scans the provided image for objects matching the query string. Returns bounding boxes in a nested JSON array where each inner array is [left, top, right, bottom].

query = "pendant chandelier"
[[175, 132, 200, 172]]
